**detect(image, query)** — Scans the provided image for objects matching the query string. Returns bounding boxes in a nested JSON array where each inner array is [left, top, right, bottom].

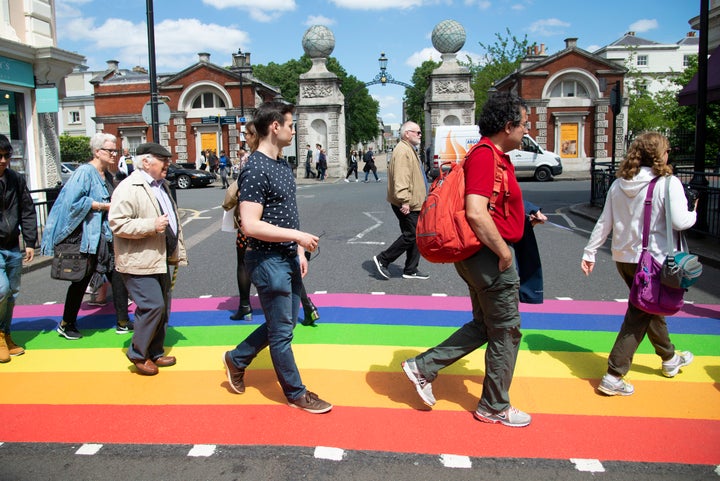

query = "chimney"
[[106, 60, 119, 71], [626, 31, 635, 36], [244, 52, 251, 65], [564, 38, 578, 49], [688, 31, 696, 37], [540, 43, 546, 55], [132, 65, 148, 74], [198, 52, 211, 63]]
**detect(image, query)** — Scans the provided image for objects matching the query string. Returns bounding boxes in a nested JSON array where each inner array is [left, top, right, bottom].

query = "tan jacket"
[[386, 140, 427, 211], [109, 170, 188, 274]]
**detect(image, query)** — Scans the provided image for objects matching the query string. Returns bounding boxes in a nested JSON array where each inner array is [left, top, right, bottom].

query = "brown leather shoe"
[[154, 355, 176, 367], [6, 333, 25, 356], [134, 359, 159, 376]]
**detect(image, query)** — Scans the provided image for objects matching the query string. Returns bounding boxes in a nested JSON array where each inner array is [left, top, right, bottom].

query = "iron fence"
[[590, 163, 720, 240], [29, 184, 62, 246]]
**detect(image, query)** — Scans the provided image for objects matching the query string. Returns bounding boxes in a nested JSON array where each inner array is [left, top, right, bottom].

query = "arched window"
[[549, 80, 589, 98], [191, 92, 226, 109]]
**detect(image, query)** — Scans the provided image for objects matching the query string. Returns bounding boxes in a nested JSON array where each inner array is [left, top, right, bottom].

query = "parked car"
[[508, 135, 563, 182], [60, 162, 79, 184], [166, 163, 215, 189]]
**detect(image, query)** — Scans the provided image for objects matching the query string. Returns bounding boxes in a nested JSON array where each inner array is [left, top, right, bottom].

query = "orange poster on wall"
[[201, 132, 217, 153], [560, 123, 578, 158]]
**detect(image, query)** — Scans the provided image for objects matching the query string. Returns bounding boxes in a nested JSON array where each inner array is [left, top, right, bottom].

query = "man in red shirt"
[[402, 93, 532, 427]]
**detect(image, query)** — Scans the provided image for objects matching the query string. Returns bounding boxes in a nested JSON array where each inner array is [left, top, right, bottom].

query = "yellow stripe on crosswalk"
[[2, 345, 715, 384]]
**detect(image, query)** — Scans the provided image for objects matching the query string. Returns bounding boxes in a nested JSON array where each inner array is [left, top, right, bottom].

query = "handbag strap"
[[664, 175, 676, 257], [641, 177, 661, 251]]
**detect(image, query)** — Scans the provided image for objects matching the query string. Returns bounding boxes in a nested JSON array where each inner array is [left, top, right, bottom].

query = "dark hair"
[[0, 134, 12, 154], [478, 92, 527, 136], [253, 101, 295, 138]]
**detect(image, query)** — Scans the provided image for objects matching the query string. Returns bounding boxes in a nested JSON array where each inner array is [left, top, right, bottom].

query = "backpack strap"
[[465, 142, 509, 217]]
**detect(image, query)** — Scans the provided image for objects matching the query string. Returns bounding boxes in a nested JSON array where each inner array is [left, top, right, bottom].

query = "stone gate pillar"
[[425, 20, 475, 136], [296, 25, 346, 180]]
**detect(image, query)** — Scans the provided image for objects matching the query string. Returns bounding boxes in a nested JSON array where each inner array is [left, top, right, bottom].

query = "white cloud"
[[329, 0, 422, 9], [587, 44, 602, 53], [628, 19, 658, 33], [463, 0, 491, 8], [306, 15, 335, 26], [58, 16, 250, 71], [528, 18, 570, 36], [405, 47, 482, 68], [201, 0, 296, 22], [405, 47, 442, 67]]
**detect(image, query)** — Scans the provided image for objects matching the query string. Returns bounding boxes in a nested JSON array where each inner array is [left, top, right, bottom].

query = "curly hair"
[[478, 92, 527, 136], [616, 131, 672, 180]]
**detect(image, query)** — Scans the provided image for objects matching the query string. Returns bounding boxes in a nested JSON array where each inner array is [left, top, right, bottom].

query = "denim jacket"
[[40, 163, 112, 256]]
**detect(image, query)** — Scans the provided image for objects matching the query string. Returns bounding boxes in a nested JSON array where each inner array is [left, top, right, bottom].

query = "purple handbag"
[[629, 177, 685, 316]]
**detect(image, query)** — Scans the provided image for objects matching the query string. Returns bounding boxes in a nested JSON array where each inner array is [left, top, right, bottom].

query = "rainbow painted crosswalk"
[[2, 294, 719, 464]]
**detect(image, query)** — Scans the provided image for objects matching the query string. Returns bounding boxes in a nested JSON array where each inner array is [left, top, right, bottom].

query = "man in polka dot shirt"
[[222, 101, 331, 414]]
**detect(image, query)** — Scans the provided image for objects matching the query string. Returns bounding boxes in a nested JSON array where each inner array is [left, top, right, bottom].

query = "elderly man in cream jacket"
[[109, 142, 188, 376], [372, 121, 429, 280]]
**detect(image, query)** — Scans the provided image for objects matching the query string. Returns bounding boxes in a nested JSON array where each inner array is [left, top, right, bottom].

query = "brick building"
[[91, 51, 281, 165], [494, 38, 627, 171]]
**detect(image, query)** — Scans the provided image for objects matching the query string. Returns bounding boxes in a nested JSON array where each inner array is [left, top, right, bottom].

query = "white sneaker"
[[344, 178, 349, 183], [474, 406, 531, 427], [662, 351, 694, 377], [597, 373, 634, 396], [402, 358, 436, 406]]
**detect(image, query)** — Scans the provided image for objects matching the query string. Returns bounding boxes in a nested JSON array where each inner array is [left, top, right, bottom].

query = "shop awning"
[[678, 45, 720, 105]]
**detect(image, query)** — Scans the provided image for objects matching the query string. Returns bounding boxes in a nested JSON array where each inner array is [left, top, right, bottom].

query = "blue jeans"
[[0, 248, 23, 333], [228, 250, 305, 401]]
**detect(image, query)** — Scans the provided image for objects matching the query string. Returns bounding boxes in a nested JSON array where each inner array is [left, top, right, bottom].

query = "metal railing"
[[30, 184, 62, 246], [590, 162, 720, 240]]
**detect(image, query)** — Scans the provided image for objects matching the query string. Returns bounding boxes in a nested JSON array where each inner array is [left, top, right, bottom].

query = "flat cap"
[[135, 142, 172, 158]]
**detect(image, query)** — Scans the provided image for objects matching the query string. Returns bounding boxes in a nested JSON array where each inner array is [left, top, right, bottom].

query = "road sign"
[[220, 115, 237, 125], [201, 116, 219, 124], [239, 117, 246, 123], [141, 101, 171, 125]]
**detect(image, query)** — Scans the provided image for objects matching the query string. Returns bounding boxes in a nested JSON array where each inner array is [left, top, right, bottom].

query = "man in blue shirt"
[[222, 101, 331, 414]]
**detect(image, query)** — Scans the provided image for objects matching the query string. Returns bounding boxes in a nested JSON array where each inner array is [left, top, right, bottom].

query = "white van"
[[508, 135, 563, 182], [431, 125, 480, 170], [431, 125, 562, 182]]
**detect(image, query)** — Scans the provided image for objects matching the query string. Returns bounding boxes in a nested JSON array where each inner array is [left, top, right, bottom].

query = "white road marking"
[[440, 454, 472, 468], [76, 444, 103, 455], [370, 292, 386, 295], [570, 458, 605, 473], [188, 444, 216, 457], [431, 293, 448, 297], [314, 446, 345, 461], [348, 212, 386, 245], [556, 297, 573, 301]]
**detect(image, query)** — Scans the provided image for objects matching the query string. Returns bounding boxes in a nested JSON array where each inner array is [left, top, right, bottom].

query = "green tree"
[[59, 133, 91, 163], [251, 55, 380, 148], [465, 28, 532, 119], [666, 55, 720, 163]]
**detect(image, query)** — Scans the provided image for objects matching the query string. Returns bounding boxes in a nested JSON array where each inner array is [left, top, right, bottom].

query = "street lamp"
[[378, 53, 388, 85]]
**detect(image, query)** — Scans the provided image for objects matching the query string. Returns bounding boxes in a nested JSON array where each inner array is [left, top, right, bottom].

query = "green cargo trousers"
[[415, 245, 522, 413]]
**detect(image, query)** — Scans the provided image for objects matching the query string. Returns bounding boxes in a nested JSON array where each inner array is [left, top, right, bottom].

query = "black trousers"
[[377, 204, 420, 275]]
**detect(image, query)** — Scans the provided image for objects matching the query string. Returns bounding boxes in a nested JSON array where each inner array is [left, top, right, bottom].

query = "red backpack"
[[416, 143, 507, 263]]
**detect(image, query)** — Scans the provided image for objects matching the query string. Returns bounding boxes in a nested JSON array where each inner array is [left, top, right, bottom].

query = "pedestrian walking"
[[581, 131, 697, 396], [402, 93, 533, 427]]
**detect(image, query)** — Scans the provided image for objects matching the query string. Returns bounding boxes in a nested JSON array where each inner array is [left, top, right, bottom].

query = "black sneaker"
[[57, 323, 82, 340], [373, 255, 391, 279], [402, 271, 430, 280], [115, 321, 134, 334]]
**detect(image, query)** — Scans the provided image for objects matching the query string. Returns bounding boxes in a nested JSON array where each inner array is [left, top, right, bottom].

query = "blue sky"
[[55, 0, 701, 125]]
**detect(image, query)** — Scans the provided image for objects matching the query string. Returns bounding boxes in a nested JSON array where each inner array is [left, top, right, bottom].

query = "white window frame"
[[636, 55, 648, 66]]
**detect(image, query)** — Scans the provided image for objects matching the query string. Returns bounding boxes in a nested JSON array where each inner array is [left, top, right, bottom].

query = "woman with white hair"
[[41, 132, 131, 340]]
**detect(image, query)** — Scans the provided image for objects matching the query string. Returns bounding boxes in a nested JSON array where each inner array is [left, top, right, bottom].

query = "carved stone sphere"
[[302, 25, 336, 58], [431, 20, 466, 54]]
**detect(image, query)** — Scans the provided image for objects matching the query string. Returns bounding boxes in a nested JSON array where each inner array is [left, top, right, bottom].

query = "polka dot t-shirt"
[[239, 150, 299, 254]]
